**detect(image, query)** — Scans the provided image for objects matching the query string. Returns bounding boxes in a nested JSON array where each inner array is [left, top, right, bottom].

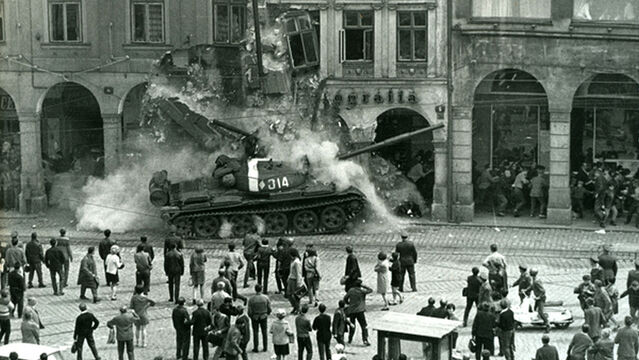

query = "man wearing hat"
[[512, 264, 532, 305], [574, 274, 596, 311], [528, 269, 550, 333], [598, 245, 618, 285], [394, 231, 417, 292]]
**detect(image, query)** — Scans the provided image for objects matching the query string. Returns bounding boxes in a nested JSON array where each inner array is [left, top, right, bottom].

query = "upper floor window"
[[472, 0, 551, 19], [398, 11, 427, 62], [132, 1, 165, 43], [340, 10, 373, 62], [212, 0, 246, 44], [284, 12, 319, 69], [574, 0, 638, 22], [49, 1, 82, 42], [0, 1, 5, 42]]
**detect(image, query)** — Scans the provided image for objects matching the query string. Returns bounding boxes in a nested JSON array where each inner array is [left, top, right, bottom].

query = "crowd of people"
[[473, 160, 639, 228]]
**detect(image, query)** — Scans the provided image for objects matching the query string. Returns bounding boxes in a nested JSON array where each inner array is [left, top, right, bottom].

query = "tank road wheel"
[[264, 213, 288, 234], [231, 214, 253, 237], [320, 206, 346, 230], [292, 210, 319, 234], [193, 216, 220, 238], [173, 217, 192, 236]]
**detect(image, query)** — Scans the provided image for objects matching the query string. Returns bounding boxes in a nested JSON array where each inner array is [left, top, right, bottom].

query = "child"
[[270, 309, 293, 360], [8, 264, 24, 318]]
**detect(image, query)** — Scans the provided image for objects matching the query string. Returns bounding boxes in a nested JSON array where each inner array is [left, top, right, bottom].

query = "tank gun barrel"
[[206, 118, 253, 138], [336, 123, 445, 160]]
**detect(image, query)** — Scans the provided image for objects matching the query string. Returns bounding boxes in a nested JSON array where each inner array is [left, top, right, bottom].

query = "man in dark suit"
[[463, 267, 482, 326], [73, 303, 100, 360], [332, 300, 350, 345], [44, 239, 66, 296], [172, 297, 191, 360], [472, 302, 497, 360], [496, 299, 515, 360], [98, 230, 114, 278], [343, 246, 361, 292], [57, 228, 73, 288], [8, 264, 25, 317], [191, 299, 212, 360], [164, 243, 184, 303], [417, 297, 436, 317], [432, 299, 449, 319], [25, 233, 45, 289], [394, 231, 417, 292], [312, 303, 332, 360]]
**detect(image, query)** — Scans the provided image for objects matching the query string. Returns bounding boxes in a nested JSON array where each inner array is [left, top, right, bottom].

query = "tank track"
[[167, 194, 365, 239]]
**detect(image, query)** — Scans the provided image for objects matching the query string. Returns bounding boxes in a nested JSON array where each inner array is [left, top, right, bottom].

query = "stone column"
[[431, 140, 448, 221], [102, 113, 122, 174], [18, 111, 47, 213], [451, 105, 473, 222], [546, 107, 572, 225]]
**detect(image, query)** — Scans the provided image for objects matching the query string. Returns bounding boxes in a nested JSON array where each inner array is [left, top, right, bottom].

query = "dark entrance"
[[0, 88, 20, 210]]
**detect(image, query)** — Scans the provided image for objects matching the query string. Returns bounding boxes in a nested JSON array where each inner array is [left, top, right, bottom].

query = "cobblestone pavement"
[[1, 225, 637, 360]]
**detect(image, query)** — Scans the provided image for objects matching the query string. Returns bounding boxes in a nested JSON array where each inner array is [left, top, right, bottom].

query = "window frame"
[[397, 11, 428, 63], [0, 0, 5, 42], [340, 10, 374, 63], [572, 0, 639, 24], [211, 0, 246, 45], [469, 0, 552, 21], [48, 1, 82, 43], [283, 12, 319, 69], [130, 1, 165, 44]]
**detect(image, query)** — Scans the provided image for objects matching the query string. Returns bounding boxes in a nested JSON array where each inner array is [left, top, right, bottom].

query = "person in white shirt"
[[105, 245, 124, 301]]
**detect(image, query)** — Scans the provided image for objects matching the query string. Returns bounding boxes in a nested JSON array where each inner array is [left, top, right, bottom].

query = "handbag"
[[295, 284, 308, 298], [71, 341, 78, 353], [107, 328, 116, 344], [468, 337, 477, 353], [207, 331, 225, 346], [462, 287, 468, 297]]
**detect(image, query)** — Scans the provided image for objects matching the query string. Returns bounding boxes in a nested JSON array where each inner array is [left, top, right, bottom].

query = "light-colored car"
[[0, 343, 65, 360]]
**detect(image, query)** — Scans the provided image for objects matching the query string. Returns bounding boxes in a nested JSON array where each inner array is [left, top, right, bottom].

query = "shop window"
[[212, 0, 246, 44], [132, 1, 165, 43], [472, 0, 551, 19], [49, 1, 82, 42], [0, 1, 4, 42], [340, 11, 373, 62], [284, 13, 319, 69], [574, 0, 638, 22], [397, 11, 427, 62]]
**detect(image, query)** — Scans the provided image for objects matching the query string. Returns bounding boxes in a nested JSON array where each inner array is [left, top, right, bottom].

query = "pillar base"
[[452, 202, 474, 223], [546, 207, 572, 225], [431, 203, 447, 222], [19, 193, 48, 214]]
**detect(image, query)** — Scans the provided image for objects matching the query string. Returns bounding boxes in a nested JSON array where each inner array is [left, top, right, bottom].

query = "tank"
[[149, 99, 444, 238]]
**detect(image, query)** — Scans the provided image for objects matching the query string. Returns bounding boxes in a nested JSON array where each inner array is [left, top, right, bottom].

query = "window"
[[340, 11, 373, 61], [212, 0, 246, 44], [132, 1, 164, 43], [471, 0, 551, 19], [397, 11, 427, 62], [284, 13, 319, 69], [574, 0, 638, 22], [0, 1, 4, 42], [49, 1, 81, 42]]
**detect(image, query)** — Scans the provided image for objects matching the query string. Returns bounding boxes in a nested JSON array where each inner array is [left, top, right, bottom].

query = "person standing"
[[223, 322, 244, 360], [5, 237, 26, 275], [343, 279, 372, 346], [73, 303, 100, 360], [511, 264, 532, 305], [44, 238, 65, 296], [8, 264, 24, 318], [23, 298, 43, 330], [25, 233, 45, 288], [190, 246, 207, 304], [593, 279, 615, 327], [172, 297, 191, 360], [222, 243, 246, 302], [471, 303, 496, 360], [248, 284, 271, 352], [134, 245, 152, 295], [590, 328, 614, 360], [627, 260, 639, 290], [0, 289, 12, 344], [343, 246, 361, 292], [105, 245, 124, 301], [332, 300, 350, 346], [211, 305, 230, 360], [287, 248, 304, 314], [242, 227, 260, 288], [621, 280, 639, 322], [164, 243, 185, 303], [598, 245, 618, 285], [255, 239, 273, 293], [77, 247, 100, 303], [529, 169, 547, 218], [191, 299, 212, 360], [211, 281, 232, 311], [129, 285, 155, 348], [463, 267, 481, 327], [615, 316, 639, 360], [98, 230, 114, 278], [138, 236, 154, 262], [534, 335, 559, 360], [271, 309, 293, 360], [235, 304, 251, 360], [496, 299, 515, 360], [106, 306, 139, 360], [312, 303, 332, 360], [295, 304, 313, 360], [20, 311, 39, 344], [275, 242, 290, 295], [529, 269, 550, 333], [394, 231, 417, 292], [303, 248, 321, 307], [374, 252, 391, 311], [574, 274, 596, 311], [477, 272, 492, 307], [567, 324, 593, 360], [57, 228, 73, 289], [211, 268, 233, 297], [483, 244, 508, 295], [584, 298, 606, 342], [389, 252, 403, 305]]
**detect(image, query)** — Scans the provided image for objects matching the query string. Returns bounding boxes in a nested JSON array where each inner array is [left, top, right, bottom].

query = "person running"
[[528, 269, 550, 333], [344, 279, 372, 346]]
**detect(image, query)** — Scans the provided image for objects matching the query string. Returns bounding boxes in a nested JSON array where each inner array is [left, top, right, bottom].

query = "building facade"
[[451, 0, 639, 224]]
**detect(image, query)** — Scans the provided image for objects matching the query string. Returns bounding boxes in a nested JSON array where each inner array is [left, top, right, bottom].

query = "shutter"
[[338, 29, 345, 63]]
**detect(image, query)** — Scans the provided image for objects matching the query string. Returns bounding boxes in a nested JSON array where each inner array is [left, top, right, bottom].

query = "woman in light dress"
[[105, 245, 123, 300], [374, 251, 391, 311]]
